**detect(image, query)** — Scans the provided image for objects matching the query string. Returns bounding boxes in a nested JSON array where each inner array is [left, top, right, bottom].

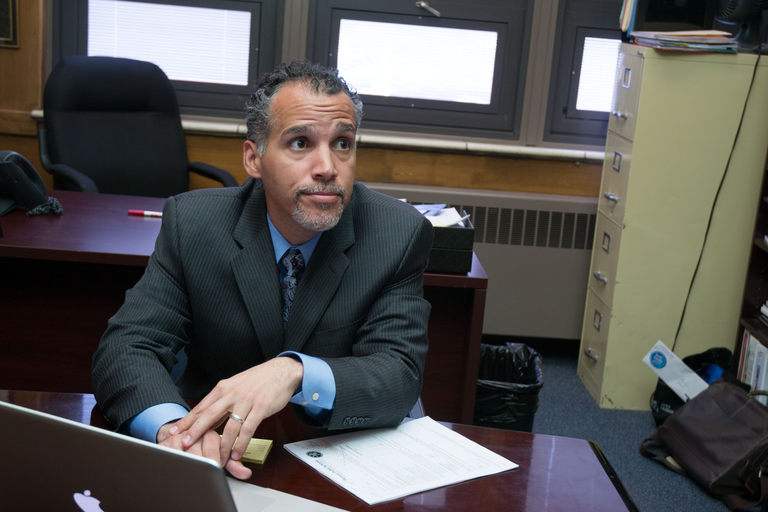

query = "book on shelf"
[[752, 341, 768, 406], [739, 327, 768, 405], [745, 331, 757, 385], [619, 0, 636, 33], [738, 328, 751, 381]]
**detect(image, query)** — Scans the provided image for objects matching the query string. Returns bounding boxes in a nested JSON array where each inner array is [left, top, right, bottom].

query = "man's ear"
[[243, 140, 262, 179]]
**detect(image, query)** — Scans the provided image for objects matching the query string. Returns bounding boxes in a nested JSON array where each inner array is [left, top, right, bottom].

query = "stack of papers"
[[630, 30, 738, 53], [284, 416, 517, 505], [413, 204, 470, 228]]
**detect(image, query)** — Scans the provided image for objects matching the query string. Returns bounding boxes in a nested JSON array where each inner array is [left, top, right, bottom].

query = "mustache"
[[295, 184, 346, 201]]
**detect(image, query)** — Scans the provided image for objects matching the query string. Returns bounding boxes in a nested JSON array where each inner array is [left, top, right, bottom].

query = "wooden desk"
[[0, 190, 487, 423], [1, 390, 635, 512]]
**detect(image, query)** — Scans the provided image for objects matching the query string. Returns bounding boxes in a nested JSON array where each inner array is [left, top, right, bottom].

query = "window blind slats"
[[88, 0, 252, 86]]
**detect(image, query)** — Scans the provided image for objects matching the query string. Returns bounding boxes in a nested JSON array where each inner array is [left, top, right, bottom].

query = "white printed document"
[[284, 416, 518, 505], [643, 340, 708, 401]]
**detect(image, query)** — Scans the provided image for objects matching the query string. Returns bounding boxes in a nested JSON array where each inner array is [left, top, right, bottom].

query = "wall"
[[0, 1, 44, 175], [0, 2, 601, 197]]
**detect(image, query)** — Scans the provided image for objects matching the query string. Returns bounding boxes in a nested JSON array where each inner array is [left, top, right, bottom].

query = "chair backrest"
[[43, 56, 190, 197]]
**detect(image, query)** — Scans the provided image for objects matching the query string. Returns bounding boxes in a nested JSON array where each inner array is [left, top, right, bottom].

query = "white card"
[[642, 340, 708, 401]]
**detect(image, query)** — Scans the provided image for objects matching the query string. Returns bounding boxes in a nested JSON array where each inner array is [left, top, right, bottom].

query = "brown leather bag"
[[640, 380, 768, 511]]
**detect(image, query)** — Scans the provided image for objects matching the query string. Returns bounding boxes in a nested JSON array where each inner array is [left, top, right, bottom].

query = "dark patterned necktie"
[[279, 248, 305, 327]]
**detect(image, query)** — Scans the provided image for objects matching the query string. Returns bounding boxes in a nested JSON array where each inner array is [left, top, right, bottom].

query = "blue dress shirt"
[[126, 215, 337, 442]]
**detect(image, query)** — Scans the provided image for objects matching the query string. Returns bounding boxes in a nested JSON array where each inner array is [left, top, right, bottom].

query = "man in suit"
[[91, 61, 434, 480]]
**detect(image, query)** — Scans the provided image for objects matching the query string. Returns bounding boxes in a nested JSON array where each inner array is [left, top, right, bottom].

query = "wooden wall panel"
[[186, 134, 248, 189], [187, 138, 602, 198], [0, 0, 44, 136], [4, 131, 602, 197], [355, 147, 601, 197]]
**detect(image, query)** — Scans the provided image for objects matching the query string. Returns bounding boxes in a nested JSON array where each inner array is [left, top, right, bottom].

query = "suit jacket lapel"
[[230, 181, 357, 358], [231, 183, 285, 360]]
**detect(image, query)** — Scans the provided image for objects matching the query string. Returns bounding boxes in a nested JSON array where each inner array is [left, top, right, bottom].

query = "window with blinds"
[[544, 0, 623, 146], [336, 19, 498, 105], [88, 0, 252, 86], [308, 0, 532, 140], [575, 37, 621, 113], [52, 0, 279, 117]]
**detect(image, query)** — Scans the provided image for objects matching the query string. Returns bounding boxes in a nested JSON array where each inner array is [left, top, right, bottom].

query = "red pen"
[[128, 209, 163, 218]]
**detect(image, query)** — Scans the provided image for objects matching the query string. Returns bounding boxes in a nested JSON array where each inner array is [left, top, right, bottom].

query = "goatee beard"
[[292, 184, 347, 232]]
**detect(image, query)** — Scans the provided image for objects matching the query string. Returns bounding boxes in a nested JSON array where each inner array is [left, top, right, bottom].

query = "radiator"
[[365, 182, 598, 340]]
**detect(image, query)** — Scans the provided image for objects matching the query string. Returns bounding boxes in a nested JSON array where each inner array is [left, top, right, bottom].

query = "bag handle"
[[722, 471, 768, 512], [639, 434, 686, 475]]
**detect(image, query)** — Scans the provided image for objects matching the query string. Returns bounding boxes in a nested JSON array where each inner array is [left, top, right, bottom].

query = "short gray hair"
[[245, 61, 364, 156]]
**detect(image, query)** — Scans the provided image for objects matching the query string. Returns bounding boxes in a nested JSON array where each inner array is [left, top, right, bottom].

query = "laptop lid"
[[0, 400, 238, 512]]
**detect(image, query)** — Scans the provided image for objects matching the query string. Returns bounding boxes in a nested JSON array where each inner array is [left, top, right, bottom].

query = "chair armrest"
[[188, 162, 238, 187], [38, 127, 99, 193], [38, 127, 54, 172], [47, 163, 99, 193]]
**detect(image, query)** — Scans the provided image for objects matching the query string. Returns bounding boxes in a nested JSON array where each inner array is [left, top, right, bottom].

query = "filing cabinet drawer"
[[608, 52, 643, 141], [578, 291, 610, 394], [588, 214, 622, 307], [598, 132, 633, 225]]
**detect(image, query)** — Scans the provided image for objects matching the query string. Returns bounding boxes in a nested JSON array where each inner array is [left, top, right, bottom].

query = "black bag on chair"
[[641, 380, 768, 511]]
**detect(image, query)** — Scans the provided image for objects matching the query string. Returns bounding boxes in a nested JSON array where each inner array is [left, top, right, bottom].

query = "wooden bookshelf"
[[737, 161, 768, 372]]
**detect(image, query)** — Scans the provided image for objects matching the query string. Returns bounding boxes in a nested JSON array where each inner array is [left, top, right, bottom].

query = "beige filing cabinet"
[[577, 43, 768, 410]]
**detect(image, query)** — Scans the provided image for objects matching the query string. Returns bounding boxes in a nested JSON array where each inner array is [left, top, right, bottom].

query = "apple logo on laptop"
[[73, 490, 104, 511]]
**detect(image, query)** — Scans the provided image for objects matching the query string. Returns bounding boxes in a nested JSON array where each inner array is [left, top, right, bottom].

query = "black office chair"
[[39, 56, 239, 197]]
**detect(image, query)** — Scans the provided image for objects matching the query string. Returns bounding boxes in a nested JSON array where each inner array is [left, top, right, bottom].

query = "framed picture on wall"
[[0, 0, 19, 48]]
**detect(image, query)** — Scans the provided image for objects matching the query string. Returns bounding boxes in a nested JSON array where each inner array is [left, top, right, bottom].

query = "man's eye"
[[289, 138, 307, 149], [335, 138, 351, 150]]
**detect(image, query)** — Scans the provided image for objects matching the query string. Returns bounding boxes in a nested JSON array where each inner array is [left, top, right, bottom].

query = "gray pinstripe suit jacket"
[[91, 178, 434, 431]]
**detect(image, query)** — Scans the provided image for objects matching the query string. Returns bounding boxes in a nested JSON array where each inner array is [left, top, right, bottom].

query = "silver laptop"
[[0, 400, 346, 512]]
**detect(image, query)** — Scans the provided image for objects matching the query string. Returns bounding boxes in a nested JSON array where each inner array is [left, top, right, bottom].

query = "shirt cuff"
[[278, 351, 336, 415], [125, 403, 188, 442]]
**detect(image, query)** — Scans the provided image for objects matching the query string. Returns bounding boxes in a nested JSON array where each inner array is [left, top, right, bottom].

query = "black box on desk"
[[426, 219, 474, 274]]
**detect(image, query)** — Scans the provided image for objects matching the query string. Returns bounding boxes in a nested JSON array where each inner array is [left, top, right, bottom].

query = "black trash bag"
[[473, 342, 544, 432], [649, 347, 748, 426]]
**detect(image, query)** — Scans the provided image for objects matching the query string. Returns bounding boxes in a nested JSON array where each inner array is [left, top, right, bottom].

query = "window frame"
[[543, 0, 622, 146], [306, 0, 534, 140], [51, 0, 282, 118], [566, 31, 621, 120]]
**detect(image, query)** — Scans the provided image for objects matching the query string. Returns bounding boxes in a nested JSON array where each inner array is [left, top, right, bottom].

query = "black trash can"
[[473, 342, 544, 432]]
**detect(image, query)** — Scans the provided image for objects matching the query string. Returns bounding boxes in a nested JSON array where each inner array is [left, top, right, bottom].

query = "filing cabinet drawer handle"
[[611, 110, 628, 119], [601, 233, 612, 253], [621, 67, 632, 88], [603, 192, 620, 203], [593, 270, 608, 284], [612, 151, 623, 172], [592, 309, 603, 331], [584, 347, 599, 362]]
